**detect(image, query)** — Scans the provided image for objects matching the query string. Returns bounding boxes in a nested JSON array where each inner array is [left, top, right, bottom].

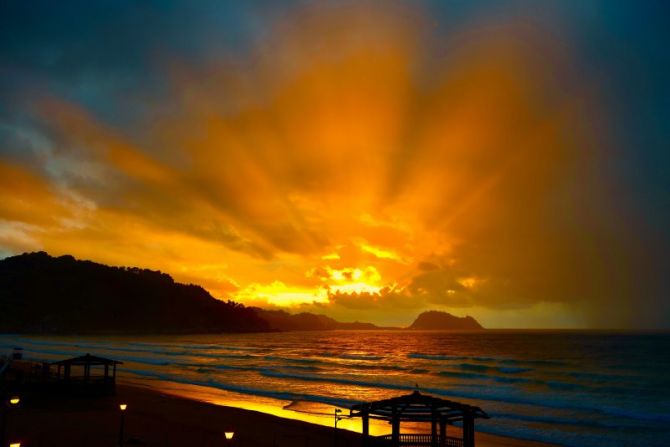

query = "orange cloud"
[[1, 2, 627, 328]]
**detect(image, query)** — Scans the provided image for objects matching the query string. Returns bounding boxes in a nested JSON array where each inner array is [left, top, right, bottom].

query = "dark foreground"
[[2, 383, 561, 447], [4, 384, 363, 446]]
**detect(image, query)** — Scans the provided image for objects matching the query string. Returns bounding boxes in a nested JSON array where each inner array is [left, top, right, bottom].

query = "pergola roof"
[[52, 353, 123, 366], [350, 390, 489, 422]]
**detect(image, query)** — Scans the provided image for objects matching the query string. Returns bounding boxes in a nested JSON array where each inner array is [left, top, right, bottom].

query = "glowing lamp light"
[[9, 397, 20, 405], [224, 431, 235, 440], [119, 404, 128, 411], [9, 443, 21, 447]]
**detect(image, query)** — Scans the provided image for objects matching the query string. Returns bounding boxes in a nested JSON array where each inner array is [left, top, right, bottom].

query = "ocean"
[[1, 330, 668, 447]]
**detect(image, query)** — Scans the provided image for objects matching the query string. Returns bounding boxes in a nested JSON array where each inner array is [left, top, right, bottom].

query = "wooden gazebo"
[[350, 391, 489, 447], [52, 354, 122, 393]]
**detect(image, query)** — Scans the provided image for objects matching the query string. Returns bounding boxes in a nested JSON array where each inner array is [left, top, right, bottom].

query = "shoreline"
[[120, 378, 561, 447], [4, 381, 562, 447]]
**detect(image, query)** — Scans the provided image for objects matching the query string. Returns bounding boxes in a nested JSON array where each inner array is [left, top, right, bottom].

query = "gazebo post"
[[462, 417, 467, 447], [391, 406, 400, 446], [362, 411, 369, 437], [361, 410, 370, 447], [349, 390, 488, 447], [439, 418, 447, 447], [472, 414, 477, 447], [463, 413, 475, 447]]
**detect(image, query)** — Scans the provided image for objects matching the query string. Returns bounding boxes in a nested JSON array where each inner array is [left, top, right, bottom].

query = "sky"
[[1, 0, 668, 328]]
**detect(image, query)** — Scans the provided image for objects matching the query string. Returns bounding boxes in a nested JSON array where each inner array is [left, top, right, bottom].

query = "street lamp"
[[224, 431, 235, 440], [9, 443, 21, 447], [118, 403, 128, 447], [334, 409, 344, 447], [1, 395, 21, 447], [334, 409, 342, 428]]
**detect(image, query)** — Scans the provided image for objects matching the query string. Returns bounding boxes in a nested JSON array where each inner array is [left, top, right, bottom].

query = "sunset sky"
[[1, 1, 668, 328]]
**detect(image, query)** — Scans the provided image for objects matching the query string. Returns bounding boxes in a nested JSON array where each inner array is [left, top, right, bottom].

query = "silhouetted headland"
[[408, 310, 484, 330], [0, 252, 269, 334], [0, 252, 484, 334]]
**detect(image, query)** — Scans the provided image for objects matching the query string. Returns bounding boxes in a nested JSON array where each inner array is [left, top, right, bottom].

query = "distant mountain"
[[0, 252, 484, 334], [0, 252, 270, 334], [408, 311, 484, 330], [253, 308, 379, 331]]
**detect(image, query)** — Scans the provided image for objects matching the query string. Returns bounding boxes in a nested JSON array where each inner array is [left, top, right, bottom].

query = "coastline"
[[123, 379, 561, 447], [4, 381, 562, 447]]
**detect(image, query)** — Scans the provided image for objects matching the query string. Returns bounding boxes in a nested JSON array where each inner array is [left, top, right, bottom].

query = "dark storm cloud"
[[0, 0, 268, 132], [556, 1, 670, 327]]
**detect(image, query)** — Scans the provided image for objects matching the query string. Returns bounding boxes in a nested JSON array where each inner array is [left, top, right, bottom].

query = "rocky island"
[[408, 310, 484, 330]]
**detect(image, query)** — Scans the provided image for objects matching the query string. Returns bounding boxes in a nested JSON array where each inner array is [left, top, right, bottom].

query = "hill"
[[407, 310, 484, 330], [0, 252, 270, 334], [253, 308, 379, 331]]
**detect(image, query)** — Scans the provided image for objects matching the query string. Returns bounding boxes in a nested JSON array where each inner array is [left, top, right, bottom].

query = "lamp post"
[[1, 396, 20, 447], [334, 408, 343, 447], [224, 430, 235, 443], [118, 403, 128, 447], [334, 409, 343, 429]]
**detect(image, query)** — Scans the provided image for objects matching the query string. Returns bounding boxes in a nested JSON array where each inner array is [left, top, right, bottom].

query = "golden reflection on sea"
[[123, 377, 437, 437]]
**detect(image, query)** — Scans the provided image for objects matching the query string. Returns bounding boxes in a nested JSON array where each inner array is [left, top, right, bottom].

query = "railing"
[[373, 434, 464, 447]]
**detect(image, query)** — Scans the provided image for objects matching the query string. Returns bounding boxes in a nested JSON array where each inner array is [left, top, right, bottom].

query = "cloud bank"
[[1, 1, 668, 328]]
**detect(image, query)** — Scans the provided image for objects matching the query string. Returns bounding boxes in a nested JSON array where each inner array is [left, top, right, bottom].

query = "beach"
[[2, 331, 669, 447], [5, 383, 558, 447]]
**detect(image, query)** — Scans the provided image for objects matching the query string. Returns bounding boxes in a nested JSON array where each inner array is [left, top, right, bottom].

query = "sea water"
[[1, 330, 668, 447]]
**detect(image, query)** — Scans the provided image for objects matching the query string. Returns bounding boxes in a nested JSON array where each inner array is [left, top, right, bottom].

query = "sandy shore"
[[5, 383, 559, 447]]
